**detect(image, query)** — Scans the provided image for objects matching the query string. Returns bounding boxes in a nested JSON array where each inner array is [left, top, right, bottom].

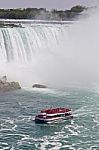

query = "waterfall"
[[0, 13, 99, 88], [0, 25, 66, 63], [0, 24, 70, 87]]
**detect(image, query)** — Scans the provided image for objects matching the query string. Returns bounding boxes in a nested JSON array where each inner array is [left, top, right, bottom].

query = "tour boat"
[[35, 107, 73, 123]]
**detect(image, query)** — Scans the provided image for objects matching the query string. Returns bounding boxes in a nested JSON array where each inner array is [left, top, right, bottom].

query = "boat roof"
[[41, 107, 71, 114]]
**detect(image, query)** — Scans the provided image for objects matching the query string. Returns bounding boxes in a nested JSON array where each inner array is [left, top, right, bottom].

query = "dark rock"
[[32, 84, 47, 88]]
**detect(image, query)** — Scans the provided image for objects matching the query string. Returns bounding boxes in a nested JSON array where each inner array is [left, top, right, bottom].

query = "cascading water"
[[0, 25, 64, 63], [0, 24, 68, 87], [0, 10, 99, 88]]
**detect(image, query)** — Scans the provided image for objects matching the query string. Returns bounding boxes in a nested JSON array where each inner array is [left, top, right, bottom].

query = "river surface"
[[0, 87, 99, 150]]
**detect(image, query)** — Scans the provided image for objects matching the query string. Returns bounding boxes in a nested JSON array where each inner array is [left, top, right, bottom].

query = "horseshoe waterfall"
[[0, 13, 99, 88], [0, 24, 71, 87]]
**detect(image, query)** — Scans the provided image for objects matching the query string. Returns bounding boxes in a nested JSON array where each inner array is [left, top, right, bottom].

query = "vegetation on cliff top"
[[0, 5, 86, 20]]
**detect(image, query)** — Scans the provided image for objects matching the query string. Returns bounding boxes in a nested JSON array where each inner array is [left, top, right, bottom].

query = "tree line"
[[0, 5, 86, 20]]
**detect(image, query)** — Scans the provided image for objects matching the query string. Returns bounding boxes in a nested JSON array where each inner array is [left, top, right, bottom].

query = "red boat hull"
[[35, 114, 73, 124]]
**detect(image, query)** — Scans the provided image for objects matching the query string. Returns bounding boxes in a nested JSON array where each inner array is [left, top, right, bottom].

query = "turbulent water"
[[0, 87, 99, 150]]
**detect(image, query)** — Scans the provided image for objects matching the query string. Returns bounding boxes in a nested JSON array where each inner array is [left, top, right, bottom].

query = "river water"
[[0, 87, 99, 150]]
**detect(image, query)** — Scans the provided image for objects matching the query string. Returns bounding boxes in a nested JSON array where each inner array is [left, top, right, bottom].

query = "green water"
[[0, 87, 99, 150]]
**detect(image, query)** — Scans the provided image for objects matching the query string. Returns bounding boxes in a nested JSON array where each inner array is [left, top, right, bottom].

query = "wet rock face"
[[0, 80, 21, 92], [32, 84, 47, 88]]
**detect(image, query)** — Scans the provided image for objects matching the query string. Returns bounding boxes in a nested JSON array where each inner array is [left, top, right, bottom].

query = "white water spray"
[[0, 10, 99, 88]]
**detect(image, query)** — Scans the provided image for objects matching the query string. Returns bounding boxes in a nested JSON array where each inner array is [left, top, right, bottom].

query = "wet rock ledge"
[[32, 84, 47, 88], [0, 76, 21, 92]]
